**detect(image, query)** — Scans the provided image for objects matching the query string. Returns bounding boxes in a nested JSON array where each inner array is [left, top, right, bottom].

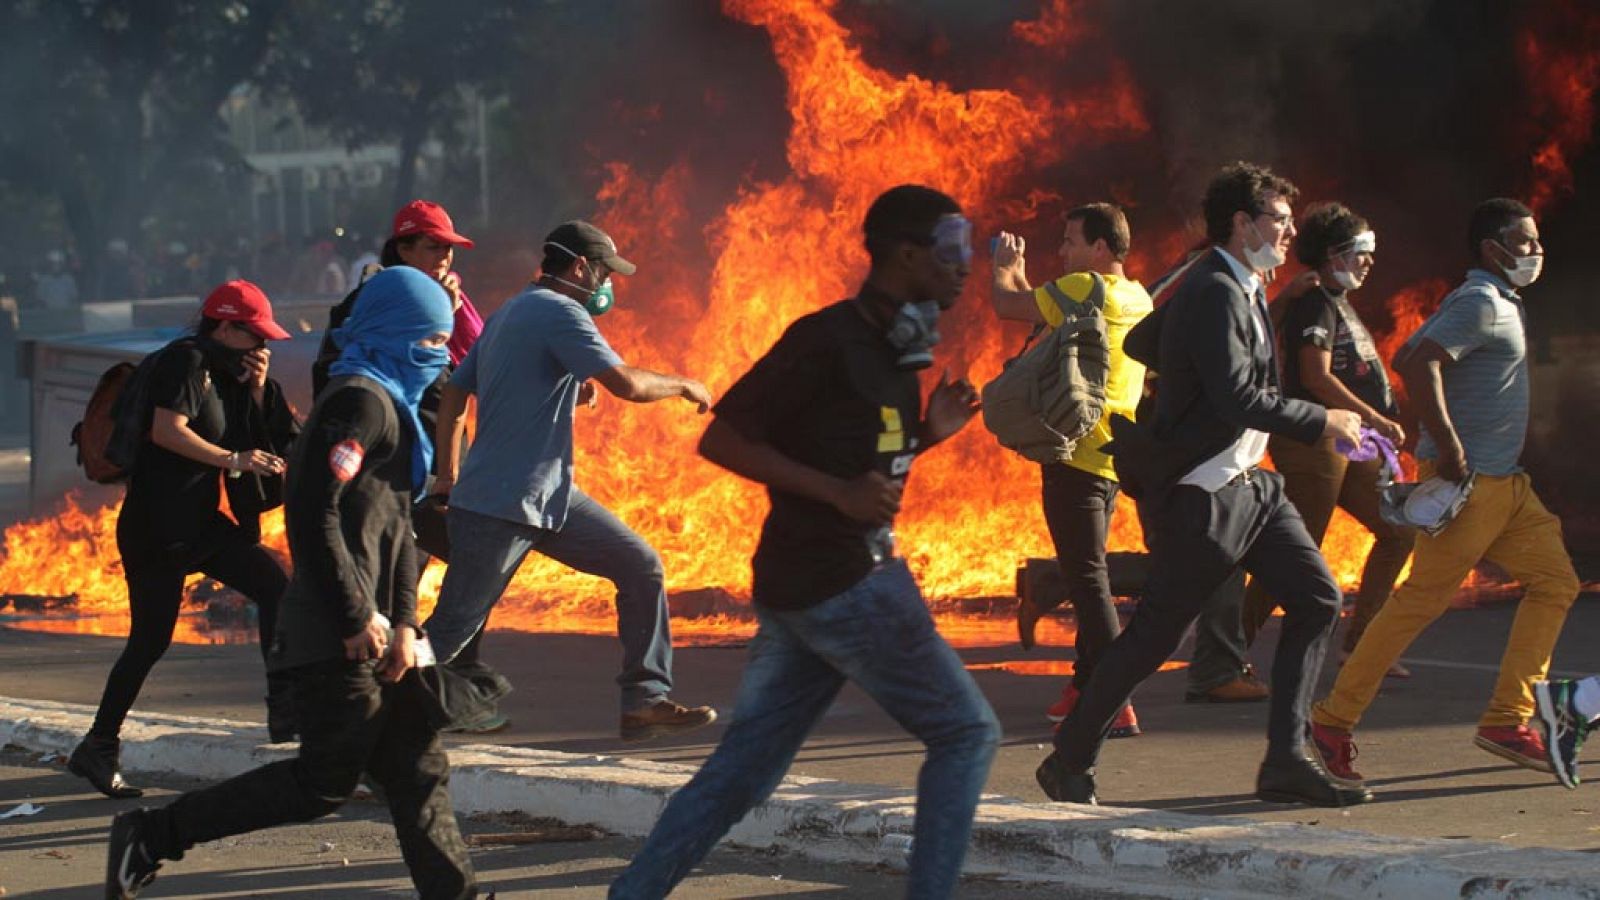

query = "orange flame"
[[1517, 0, 1600, 212], [4, 1, 1595, 652], [1012, 0, 1088, 49]]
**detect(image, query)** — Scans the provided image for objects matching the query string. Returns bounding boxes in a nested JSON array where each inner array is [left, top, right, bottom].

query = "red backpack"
[[70, 340, 188, 484], [71, 363, 139, 484]]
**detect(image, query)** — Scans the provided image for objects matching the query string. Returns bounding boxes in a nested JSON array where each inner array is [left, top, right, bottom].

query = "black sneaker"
[[1535, 679, 1591, 790], [106, 808, 161, 899]]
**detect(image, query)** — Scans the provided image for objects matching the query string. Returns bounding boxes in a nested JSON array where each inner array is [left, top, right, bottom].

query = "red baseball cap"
[[201, 280, 292, 341], [392, 200, 475, 248]]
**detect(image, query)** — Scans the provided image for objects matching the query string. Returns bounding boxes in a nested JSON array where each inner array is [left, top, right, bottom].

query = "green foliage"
[[0, 0, 525, 297], [259, 0, 519, 208]]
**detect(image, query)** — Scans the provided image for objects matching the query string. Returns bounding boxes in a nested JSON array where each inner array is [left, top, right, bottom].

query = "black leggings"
[[90, 532, 288, 739]]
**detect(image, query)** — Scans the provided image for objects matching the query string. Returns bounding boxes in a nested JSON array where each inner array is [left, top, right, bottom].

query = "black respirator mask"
[[885, 301, 942, 370], [198, 334, 254, 380]]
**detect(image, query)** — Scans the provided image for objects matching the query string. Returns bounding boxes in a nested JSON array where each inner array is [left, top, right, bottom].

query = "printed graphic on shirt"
[[889, 451, 915, 478], [328, 439, 365, 482], [877, 406, 904, 453]]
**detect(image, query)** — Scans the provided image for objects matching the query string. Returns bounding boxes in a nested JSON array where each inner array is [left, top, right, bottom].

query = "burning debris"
[[0, 593, 79, 613], [1, 0, 1597, 650]]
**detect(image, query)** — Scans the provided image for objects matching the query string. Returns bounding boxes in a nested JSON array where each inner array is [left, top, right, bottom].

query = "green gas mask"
[[585, 278, 615, 316]]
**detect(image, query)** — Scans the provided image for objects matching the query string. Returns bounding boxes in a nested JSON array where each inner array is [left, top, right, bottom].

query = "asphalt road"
[[1, 746, 1106, 899], [4, 591, 1600, 862]]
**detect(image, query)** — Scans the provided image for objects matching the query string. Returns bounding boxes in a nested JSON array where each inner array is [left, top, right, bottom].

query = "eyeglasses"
[[1256, 211, 1293, 227]]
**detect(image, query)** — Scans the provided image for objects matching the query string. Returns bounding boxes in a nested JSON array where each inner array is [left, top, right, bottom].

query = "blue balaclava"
[[328, 267, 453, 495]]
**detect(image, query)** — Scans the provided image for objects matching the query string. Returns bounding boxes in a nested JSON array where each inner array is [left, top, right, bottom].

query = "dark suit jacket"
[[1111, 248, 1325, 503]]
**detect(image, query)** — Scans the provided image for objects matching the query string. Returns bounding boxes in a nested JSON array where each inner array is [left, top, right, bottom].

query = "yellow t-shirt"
[[1032, 272, 1153, 481]]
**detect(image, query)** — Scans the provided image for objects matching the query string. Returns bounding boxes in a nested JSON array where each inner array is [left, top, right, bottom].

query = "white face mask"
[[1331, 268, 1363, 291], [1496, 243, 1544, 288], [1243, 218, 1286, 272], [1328, 232, 1375, 291]]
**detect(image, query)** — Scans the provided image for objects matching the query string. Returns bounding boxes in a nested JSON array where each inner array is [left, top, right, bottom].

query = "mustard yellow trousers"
[[1314, 466, 1578, 730]]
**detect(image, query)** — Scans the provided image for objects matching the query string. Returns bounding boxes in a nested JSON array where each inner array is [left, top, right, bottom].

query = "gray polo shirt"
[[448, 286, 623, 529], [1403, 269, 1529, 477]]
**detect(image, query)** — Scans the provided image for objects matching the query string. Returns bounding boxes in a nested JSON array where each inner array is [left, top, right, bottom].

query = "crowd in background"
[[7, 232, 394, 311]]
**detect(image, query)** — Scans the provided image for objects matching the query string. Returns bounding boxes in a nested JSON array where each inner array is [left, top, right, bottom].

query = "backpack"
[[980, 273, 1110, 464], [71, 363, 139, 483], [70, 340, 187, 483]]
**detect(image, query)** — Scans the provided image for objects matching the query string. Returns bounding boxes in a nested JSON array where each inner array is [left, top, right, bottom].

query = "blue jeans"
[[611, 560, 1000, 900], [423, 490, 673, 712]]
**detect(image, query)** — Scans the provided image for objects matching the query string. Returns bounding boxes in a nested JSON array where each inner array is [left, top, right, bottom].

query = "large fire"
[[2, 0, 1597, 649]]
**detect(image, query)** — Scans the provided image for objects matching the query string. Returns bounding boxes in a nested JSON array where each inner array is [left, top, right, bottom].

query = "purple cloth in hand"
[[1336, 426, 1401, 479]]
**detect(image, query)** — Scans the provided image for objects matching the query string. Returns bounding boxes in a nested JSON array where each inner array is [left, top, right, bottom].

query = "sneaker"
[[1108, 703, 1142, 739], [1047, 688, 1141, 739], [620, 700, 717, 743], [1045, 684, 1079, 723], [1535, 680, 1589, 789], [1310, 722, 1365, 782], [1474, 724, 1554, 773], [106, 808, 162, 899]]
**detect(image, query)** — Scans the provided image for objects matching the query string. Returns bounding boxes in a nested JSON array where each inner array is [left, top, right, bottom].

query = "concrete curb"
[[5, 696, 1598, 899]]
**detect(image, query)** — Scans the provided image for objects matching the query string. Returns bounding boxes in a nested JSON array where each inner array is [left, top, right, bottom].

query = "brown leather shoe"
[[1185, 671, 1269, 704], [1017, 595, 1048, 651], [620, 700, 718, 743]]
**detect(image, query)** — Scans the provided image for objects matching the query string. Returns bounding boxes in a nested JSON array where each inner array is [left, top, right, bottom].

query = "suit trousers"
[[1054, 470, 1342, 770], [1244, 435, 1415, 651], [1185, 568, 1253, 693]]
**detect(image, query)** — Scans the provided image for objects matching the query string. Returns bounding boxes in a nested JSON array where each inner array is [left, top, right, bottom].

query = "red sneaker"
[[1311, 722, 1365, 782], [1109, 703, 1142, 739], [1045, 684, 1079, 723], [1474, 724, 1554, 773]]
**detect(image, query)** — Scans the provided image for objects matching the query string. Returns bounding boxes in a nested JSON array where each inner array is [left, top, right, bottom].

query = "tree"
[[0, 0, 289, 299], [261, 0, 519, 212]]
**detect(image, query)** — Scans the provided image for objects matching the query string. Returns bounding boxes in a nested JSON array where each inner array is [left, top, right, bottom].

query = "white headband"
[[1333, 231, 1376, 256]]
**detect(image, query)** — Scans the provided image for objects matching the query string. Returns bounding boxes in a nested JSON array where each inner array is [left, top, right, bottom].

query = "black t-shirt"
[[715, 298, 923, 611], [271, 377, 418, 670], [1280, 286, 1395, 416], [119, 338, 298, 559], [120, 341, 230, 551]]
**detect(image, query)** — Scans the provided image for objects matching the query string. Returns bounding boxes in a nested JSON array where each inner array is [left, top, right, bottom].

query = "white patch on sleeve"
[[328, 439, 365, 482]]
